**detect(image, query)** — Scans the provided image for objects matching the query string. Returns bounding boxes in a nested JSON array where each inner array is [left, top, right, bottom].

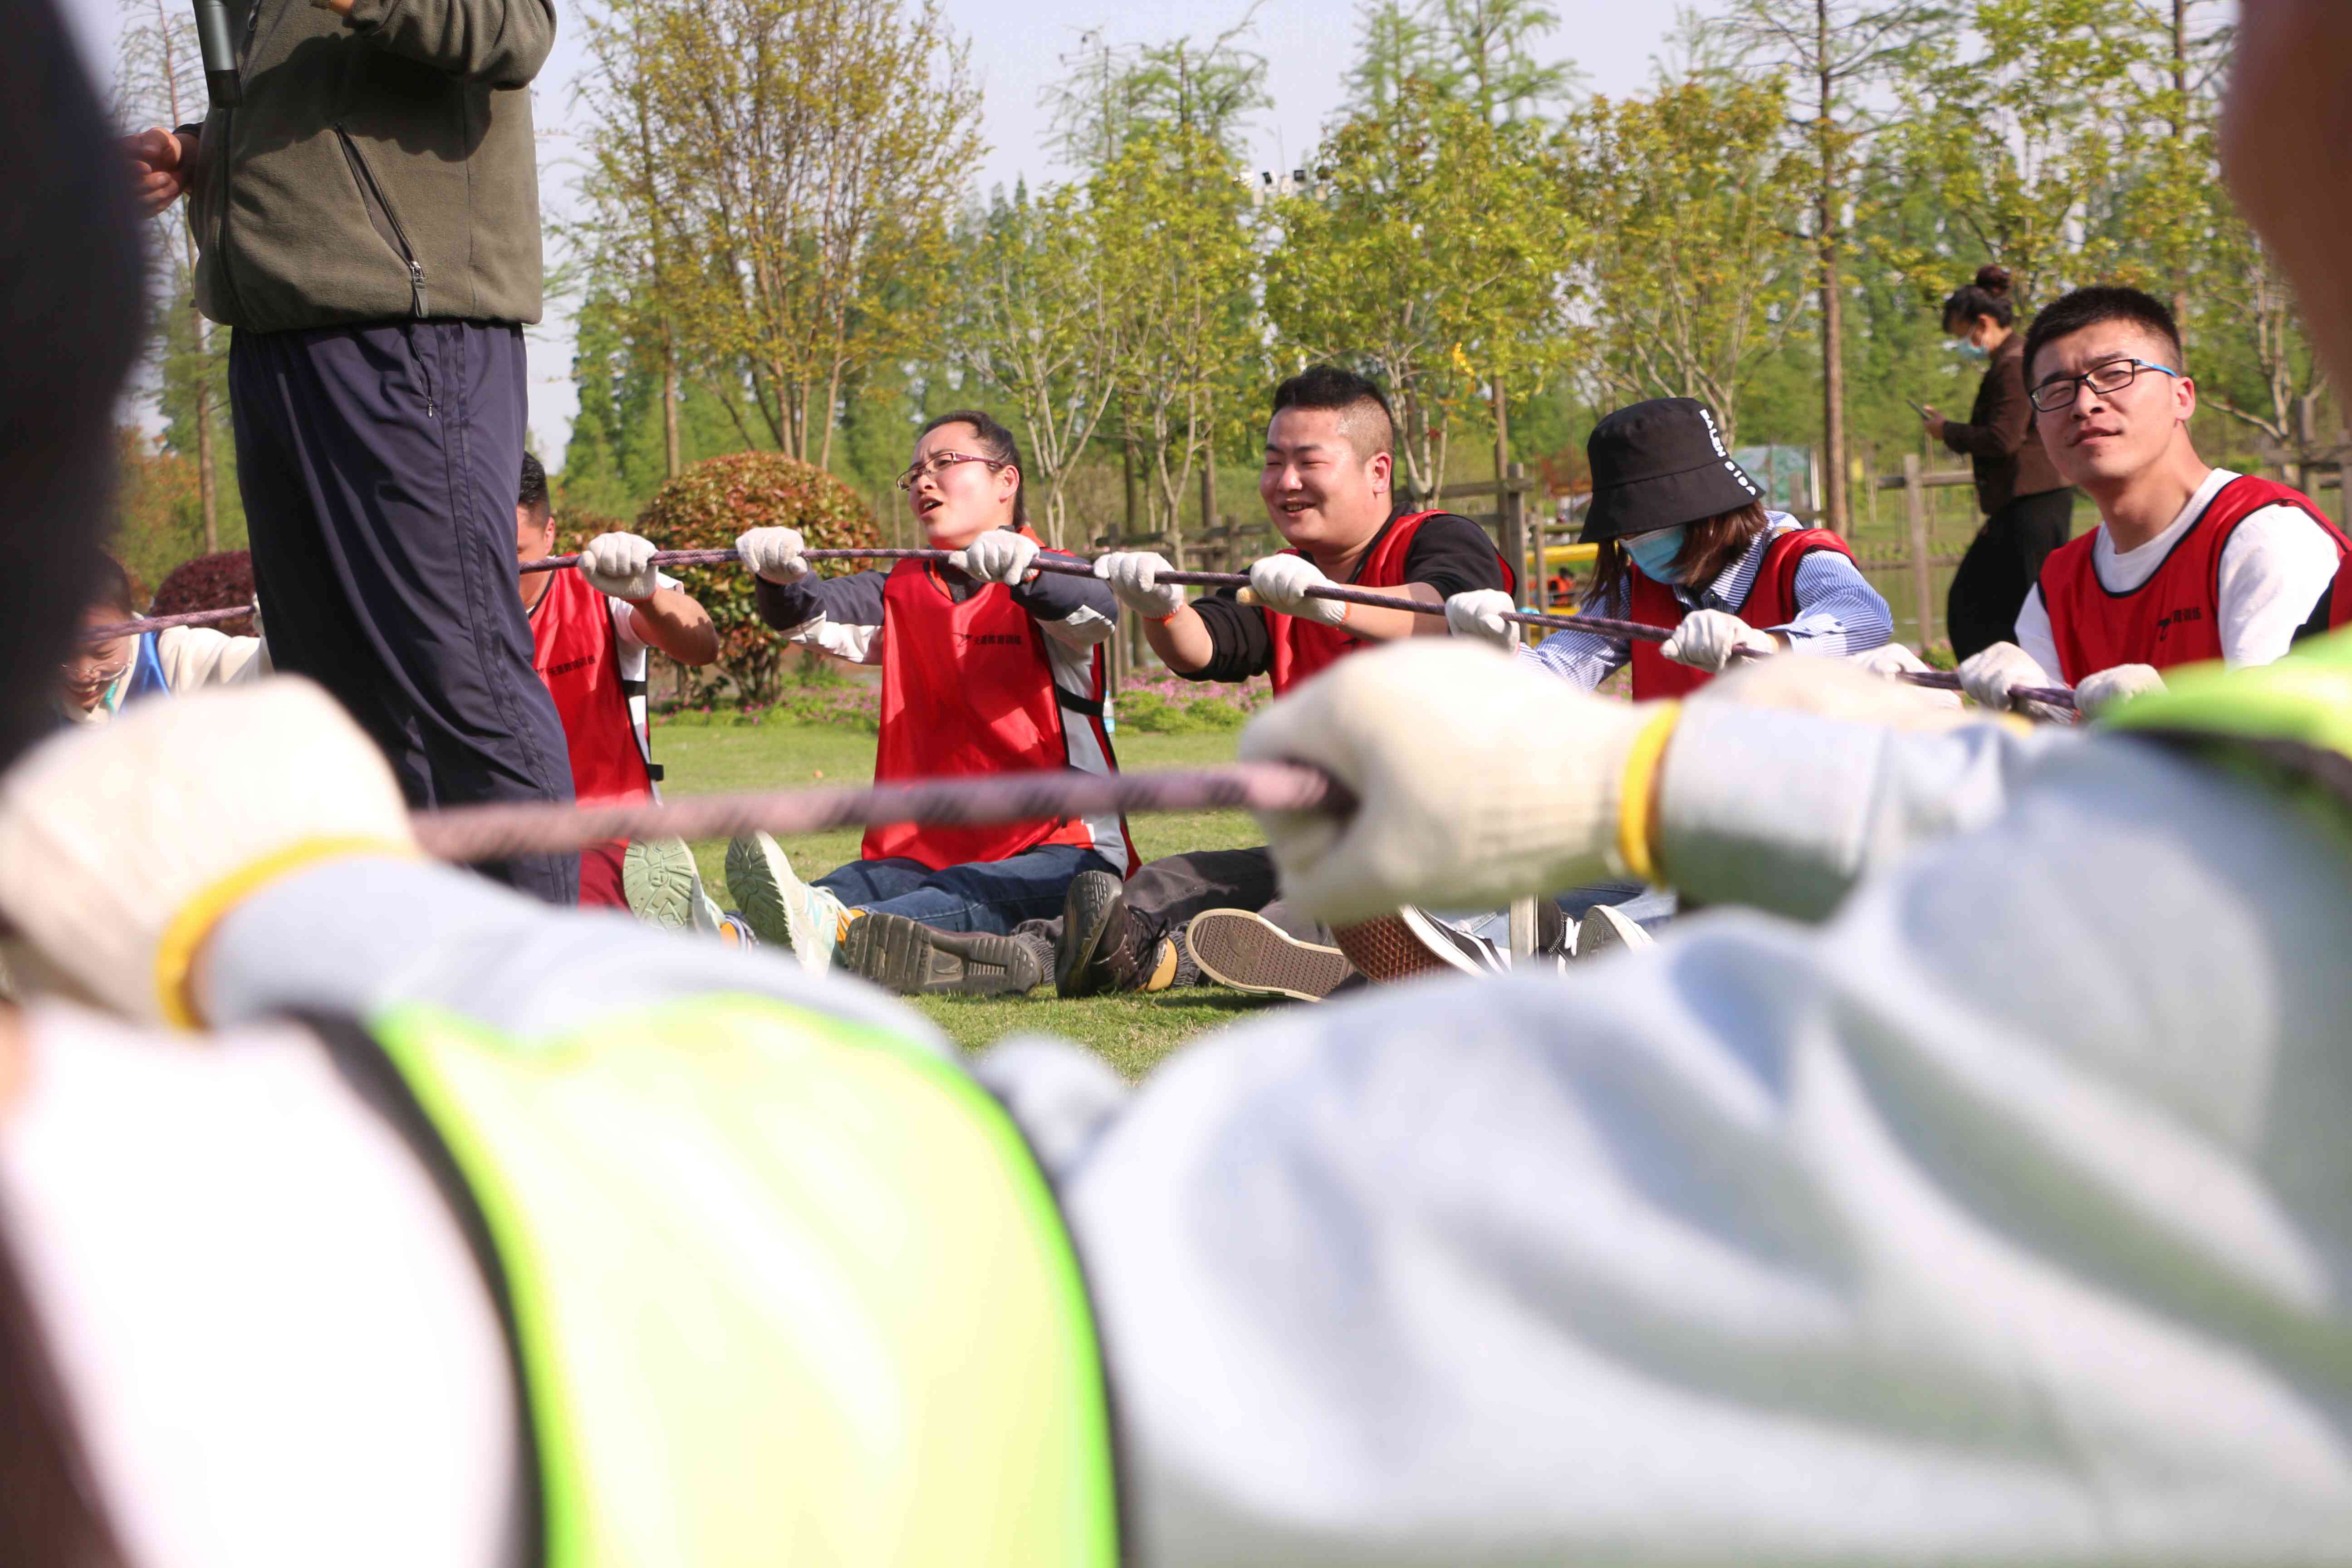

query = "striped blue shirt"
[[1524, 514, 1894, 691]]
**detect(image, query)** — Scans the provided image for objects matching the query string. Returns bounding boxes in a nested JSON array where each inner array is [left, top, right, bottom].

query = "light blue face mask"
[[1949, 336, 1990, 362], [1625, 526, 1688, 583]]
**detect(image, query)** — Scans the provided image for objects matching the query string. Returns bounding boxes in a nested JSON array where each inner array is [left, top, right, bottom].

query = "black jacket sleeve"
[[1181, 591, 1277, 685], [753, 568, 888, 632], [1010, 550, 1120, 623]]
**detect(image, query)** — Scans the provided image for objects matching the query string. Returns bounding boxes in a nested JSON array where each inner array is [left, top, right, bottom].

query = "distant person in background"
[[59, 554, 267, 728], [514, 455, 732, 933], [1921, 264, 2078, 662]]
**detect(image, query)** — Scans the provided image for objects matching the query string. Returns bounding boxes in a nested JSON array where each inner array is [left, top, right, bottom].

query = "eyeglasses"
[[895, 451, 1006, 492], [2029, 357, 2182, 414]]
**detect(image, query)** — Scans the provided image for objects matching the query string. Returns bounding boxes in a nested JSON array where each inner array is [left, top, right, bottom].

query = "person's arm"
[[1011, 725, 2352, 1563], [153, 625, 268, 688], [1010, 552, 1118, 652], [1348, 512, 1514, 645], [1517, 580, 1632, 692], [2214, 507, 2346, 666], [1940, 349, 2032, 460], [320, 0, 557, 88], [752, 571, 888, 666], [620, 575, 719, 668], [2014, 585, 2063, 678], [1761, 551, 1895, 658]]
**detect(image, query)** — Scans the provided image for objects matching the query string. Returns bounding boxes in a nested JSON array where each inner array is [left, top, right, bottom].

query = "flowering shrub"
[[151, 549, 256, 637], [632, 453, 882, 704], [1113, 671, 1270, 734]]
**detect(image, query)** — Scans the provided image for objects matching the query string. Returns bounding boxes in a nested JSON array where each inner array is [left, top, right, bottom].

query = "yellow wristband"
[[1614, 702, 1683, 887], [152, 835, 418, 1030]]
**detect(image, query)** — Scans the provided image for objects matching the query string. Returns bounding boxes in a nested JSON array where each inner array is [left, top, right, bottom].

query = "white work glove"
[[1239, 640, 1669, 925], [1659, 609, 1777, 673], [951, 528, 1040, 586], [1957, 641, 2058, 712], [1092, 551, 1187, 619], [578, 530, 662, 602], [1444, 588, 1520, 650], [1696, 647, 1969, 732], [2073, 662, 2166, 720], [0, 679, 417, 1026], [735, 526, 809, 585], [1247, 553, 1348, 627]]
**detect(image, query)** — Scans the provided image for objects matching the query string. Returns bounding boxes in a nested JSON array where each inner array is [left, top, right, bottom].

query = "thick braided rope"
[[411, 761, 1348, 865], [98, 545, 2076, 711]]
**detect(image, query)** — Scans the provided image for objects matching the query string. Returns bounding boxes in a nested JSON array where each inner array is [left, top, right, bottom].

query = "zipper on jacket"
[[208, 1, 269, 324], [334, 125, 429, 319]]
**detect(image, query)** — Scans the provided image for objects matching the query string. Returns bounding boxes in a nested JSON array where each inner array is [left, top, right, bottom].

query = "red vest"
[[865, 529, 1136, 873], [1627, 528, 1857, 700], [2036, 475, 2352, 683], [1265, 512, 1516, 695], [530, 564, 657, 807]]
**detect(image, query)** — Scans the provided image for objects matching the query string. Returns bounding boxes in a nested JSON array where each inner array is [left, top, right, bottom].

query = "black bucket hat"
[[1579, 397, 1764, 543]]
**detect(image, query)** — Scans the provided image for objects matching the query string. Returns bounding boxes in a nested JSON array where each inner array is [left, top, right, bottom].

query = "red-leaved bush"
[[151, 550, 256, 637], [632, 453, 882, 703]]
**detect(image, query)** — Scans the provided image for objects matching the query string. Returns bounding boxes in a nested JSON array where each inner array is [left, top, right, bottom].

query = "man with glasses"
[[1960, 285, 2352, 716]]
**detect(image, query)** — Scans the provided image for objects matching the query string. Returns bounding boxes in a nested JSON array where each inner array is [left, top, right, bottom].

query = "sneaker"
[[1185, 909, 1354, 1002], [725, 832, 843, 975], [1332, 906, 1511, 986], [623, 838, 727, 934], [1575, 902, 1656, 960], [1054, 870, 1129, 998], [839, 912, 1044, 997]]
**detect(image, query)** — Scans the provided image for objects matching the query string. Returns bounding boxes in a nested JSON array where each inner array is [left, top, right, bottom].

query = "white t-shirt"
[[2015, 468, 2341, 675], [1, 1004, 517, 1568]]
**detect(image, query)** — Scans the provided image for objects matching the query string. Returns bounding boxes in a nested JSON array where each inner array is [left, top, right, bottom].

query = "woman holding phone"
[[1918, 265, 2078, 661]]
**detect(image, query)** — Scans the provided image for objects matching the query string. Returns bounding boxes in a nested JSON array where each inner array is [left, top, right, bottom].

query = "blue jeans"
[[815, 844, 1116, 936]]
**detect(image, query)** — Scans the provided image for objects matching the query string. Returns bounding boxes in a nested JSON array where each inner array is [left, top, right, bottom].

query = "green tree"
[[1568, 76, 1808, 447]]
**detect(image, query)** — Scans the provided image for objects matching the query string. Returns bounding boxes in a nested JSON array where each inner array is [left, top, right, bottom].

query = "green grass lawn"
[[650, 710, 1289, 1077]]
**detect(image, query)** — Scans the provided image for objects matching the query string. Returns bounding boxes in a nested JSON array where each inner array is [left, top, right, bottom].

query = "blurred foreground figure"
[[11, 4, 2352, 1568]]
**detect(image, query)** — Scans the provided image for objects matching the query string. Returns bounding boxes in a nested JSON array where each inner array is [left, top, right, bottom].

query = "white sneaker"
[[622, 838, 729, 935], [1575, 902, 1655, 960], [725, 831, 843, 975]]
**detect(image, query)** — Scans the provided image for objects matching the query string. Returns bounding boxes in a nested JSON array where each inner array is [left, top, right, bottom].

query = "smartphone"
[[1906, 397, 1931, 418]]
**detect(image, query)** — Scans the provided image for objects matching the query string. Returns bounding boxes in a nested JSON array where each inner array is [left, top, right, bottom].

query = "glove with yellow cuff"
[[1239, 640, 1677, 926], [0, 679, 418, 1027]]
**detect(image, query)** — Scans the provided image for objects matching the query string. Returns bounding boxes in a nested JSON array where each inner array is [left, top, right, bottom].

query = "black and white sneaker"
[[1331, 906, 1512, 985], [1575, 902, 1656, 959], [839, 912, 1044, 997]]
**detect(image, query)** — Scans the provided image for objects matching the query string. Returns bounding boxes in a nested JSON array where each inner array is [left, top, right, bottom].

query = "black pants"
[[231, 319, 578, 904], [1945, 487, 2078, 663], [1017, 846, 1334, 953]]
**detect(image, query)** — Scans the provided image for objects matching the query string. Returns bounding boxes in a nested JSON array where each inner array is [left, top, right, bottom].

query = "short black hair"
[[1270, 365, 1396, 461], [518, 451, 550, 518], [87, 552, 137, 617], [917, 408, 1026, 526], [2023, 285, 2187, 386]]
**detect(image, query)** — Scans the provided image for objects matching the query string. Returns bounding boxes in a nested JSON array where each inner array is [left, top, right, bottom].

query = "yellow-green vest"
[[358, 992, 1119, 1567], [2101, 625, 2352, 812]]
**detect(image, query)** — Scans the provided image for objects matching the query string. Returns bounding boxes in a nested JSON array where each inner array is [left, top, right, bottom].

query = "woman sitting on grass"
[[727, 411, 1132, 997]]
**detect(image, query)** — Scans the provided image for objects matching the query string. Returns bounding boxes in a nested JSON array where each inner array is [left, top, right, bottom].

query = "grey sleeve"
[[1011, 553, 1120, 624], [1656, 704, 2069, 921], [343, 0, 556, 86], [203, 859, 946, 1053], [1021, 737, 2352, 1562]]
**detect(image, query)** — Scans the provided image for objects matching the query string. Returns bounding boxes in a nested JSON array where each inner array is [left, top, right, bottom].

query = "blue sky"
[[59, 0, 1684, 461]]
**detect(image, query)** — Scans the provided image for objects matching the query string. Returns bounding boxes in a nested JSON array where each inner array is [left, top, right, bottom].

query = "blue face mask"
[[1625, 526, 1688, 583], [1949, 336, 1990, 362]]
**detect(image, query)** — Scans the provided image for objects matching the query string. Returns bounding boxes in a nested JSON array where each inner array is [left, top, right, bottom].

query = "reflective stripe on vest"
[[1626, 528, 1855, 701], [1265, 512, 1515, 695], [867, 528, 1133, 872], [530, 566, 658, 806], [366, 994, 1120, 1567], [2035, 475, 2352, 685]]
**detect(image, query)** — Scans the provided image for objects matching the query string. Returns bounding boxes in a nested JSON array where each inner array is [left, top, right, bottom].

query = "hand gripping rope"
[[88, 544, 2079, 712]]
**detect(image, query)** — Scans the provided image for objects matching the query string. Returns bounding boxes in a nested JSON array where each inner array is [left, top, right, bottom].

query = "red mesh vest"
[[1265, 512, 1516, 695], [530, 563, 656, 806], [1626, 528, 1857, 700], [2036, 476, 2351, 683]]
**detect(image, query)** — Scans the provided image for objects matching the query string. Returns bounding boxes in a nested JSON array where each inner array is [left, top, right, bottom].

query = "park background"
[[59, 0, 2323, 1052]]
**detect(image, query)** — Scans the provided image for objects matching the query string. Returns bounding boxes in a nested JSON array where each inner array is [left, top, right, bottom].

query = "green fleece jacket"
[[185, 0, 555, 332]]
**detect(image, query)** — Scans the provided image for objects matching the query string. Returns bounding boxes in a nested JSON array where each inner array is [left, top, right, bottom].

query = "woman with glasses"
[[1958, 286, 2352, 718], [1919, 265, 2079, 662], [724, 409, 1132, 997], [59, 554, 267, 728]]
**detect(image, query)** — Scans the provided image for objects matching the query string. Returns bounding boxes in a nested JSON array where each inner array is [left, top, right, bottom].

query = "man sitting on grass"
[[513, 454, 745, 940], [1027, 364, 1519, 1002], [729, 410, 1131, 997]]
